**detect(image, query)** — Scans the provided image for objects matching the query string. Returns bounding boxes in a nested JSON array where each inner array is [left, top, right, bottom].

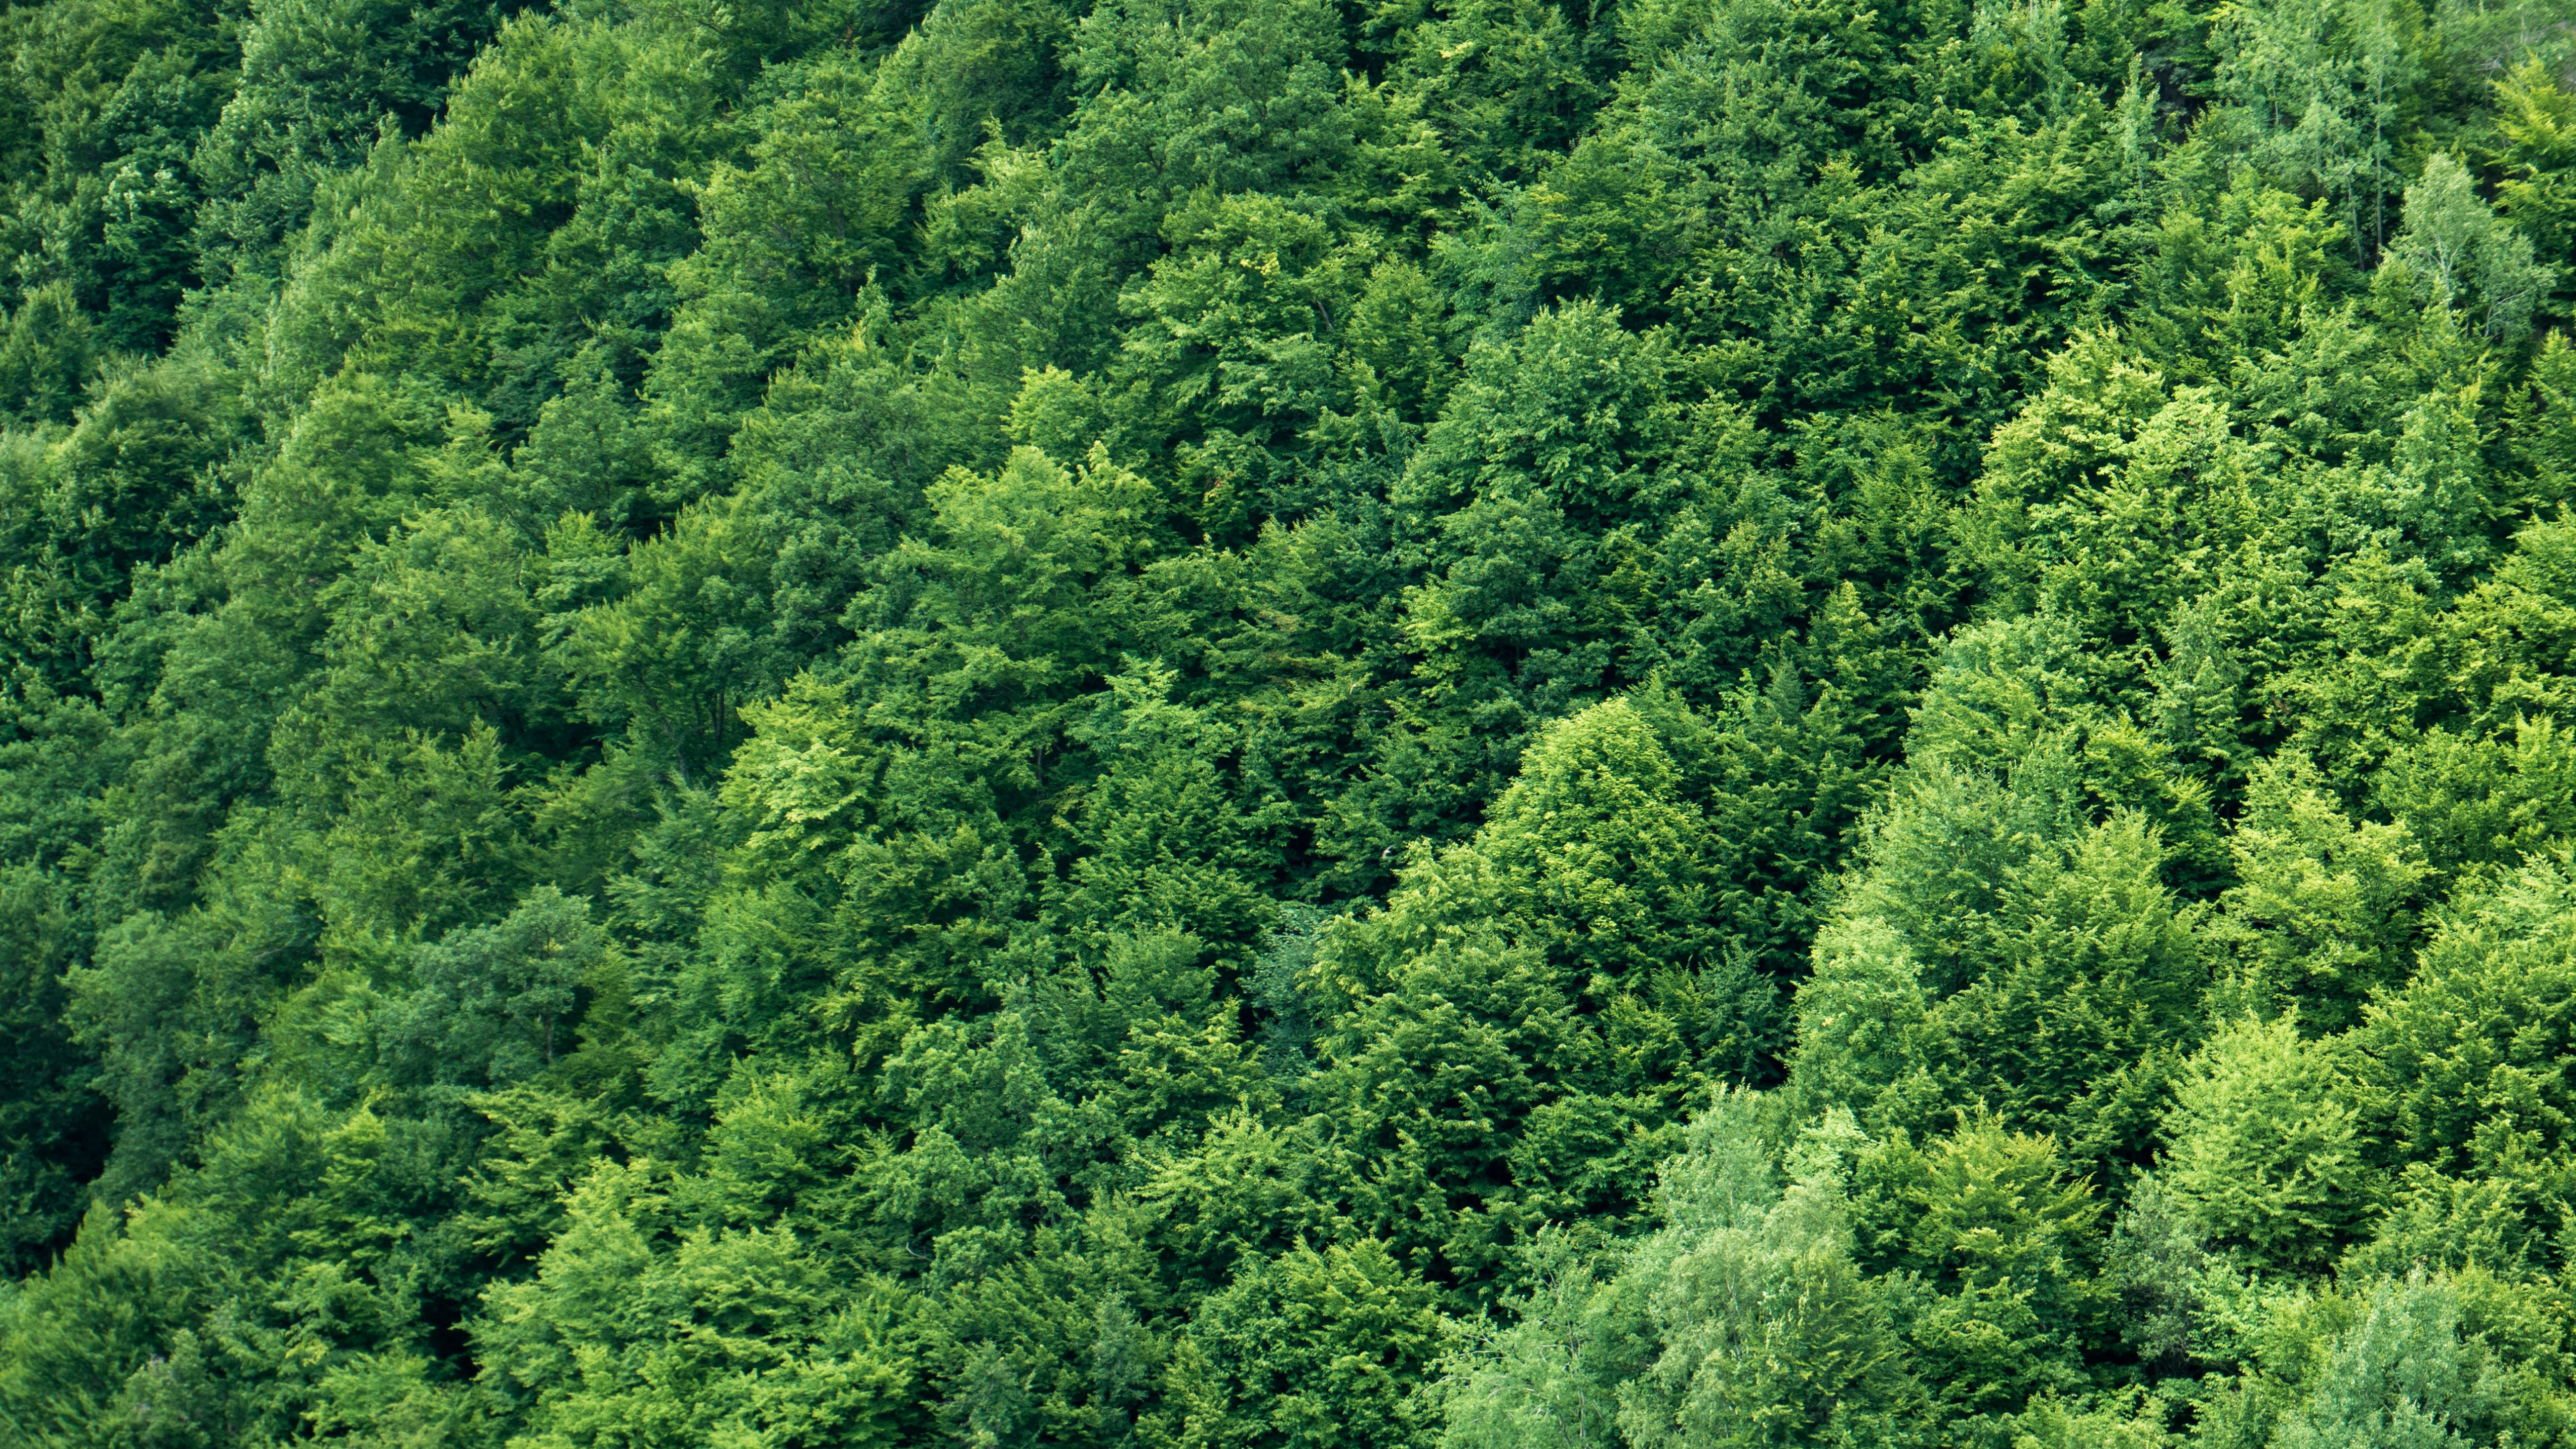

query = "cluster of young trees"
[[3, 0, 2575, 1440]]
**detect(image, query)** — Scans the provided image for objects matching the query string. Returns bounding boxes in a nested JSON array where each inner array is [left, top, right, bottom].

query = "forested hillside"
[[3, 0, 2575, 1440]]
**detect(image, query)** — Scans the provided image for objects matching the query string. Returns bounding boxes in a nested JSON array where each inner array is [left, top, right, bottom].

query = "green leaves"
[[1182, 1236, 1450, 1449], [2159, 1017, 2379, 1273], [478, 1160, 920, 1449], [1476, 698, 1714, 983], [10, 0, 2576, 1439], [2211, 754, 2430, 1029], [372, 887, 609, 1095], [0, 864, 102, 1275], [2389, 153, 2554, 345], [2359, 858, 2576, 1181]]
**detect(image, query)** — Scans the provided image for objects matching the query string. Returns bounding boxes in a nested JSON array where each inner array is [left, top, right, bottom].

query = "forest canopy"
[[3, 0, 2576, 1441]]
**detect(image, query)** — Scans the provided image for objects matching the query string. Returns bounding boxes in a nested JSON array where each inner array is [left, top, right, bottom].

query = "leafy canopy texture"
[[7, 0, 2576, 1443]]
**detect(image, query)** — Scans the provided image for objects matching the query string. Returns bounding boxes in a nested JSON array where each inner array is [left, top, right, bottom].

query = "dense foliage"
[[3, 0, 2575, 1440]]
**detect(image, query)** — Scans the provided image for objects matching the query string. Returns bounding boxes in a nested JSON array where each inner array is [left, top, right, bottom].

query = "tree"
[[2158, 1016, 2379, 1274], [2210, 754, 2430, 1031], [2388, 153, 2553, 344]]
